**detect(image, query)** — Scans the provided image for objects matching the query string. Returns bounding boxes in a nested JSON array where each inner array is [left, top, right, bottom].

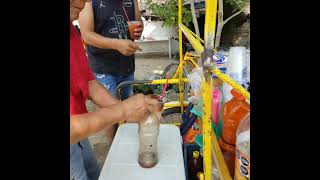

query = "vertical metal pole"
[[178, 0, 184, 112], [202, 0, 218, 179]]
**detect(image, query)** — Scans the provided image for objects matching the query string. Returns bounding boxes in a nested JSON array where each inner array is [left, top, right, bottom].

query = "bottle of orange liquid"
[[184, 124, 200, 144], [219, 89, 250, 177]]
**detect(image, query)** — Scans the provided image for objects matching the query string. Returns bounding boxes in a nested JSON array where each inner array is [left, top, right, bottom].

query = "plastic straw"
[[122, 6, 130, 21], [160, 73, 170, 100]]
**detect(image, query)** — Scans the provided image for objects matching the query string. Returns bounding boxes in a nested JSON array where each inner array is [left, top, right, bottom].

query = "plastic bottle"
[[211, 86, 222, 126], [199, 148, 220, 180], [218, 89, 250, 177], [188, 151, 203, 180], [211, 153, 220, 180], [235, 112, 250, 180], [223, 47, 249, 102], [138, 95, 163, 168], [188, 67, 204, 104], [196, 172, 204, 180], [184, 124, 200, 144]]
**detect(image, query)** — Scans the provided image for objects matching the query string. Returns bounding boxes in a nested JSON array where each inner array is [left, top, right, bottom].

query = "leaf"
[[224, 0, 249, 10], [145, 0, 193, 27]]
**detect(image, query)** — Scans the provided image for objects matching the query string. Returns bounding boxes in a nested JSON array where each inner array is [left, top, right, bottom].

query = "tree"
[[146, 0, 193, 27], [215, 0, 249, 48]]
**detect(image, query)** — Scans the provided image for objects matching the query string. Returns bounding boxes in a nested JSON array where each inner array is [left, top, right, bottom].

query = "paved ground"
[[86, 55, 177, 168]]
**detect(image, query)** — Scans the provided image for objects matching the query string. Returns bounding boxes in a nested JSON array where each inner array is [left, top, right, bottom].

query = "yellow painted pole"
[[211, 68, 250, 99], [204, 0, 217, 48], [150, 78, 188, 84], [202, 0, 218, 179], [179, 23, 204, 55], [178, 0, 184, 113], [201, 73, 213, 180]]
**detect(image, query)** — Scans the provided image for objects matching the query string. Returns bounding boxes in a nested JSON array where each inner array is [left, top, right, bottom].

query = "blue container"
[[183, 143, 202, 180]]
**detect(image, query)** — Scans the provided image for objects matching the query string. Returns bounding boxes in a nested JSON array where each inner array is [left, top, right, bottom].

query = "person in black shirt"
[[79, 0, 143, 144]]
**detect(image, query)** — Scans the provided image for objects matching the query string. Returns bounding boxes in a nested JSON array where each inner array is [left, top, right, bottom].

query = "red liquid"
[[127, 21, 143, 40]]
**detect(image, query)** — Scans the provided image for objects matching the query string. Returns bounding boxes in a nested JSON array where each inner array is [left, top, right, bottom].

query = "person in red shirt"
[[70, 1, 159, 179]]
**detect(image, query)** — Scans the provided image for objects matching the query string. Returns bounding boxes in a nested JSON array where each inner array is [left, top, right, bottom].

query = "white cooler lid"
[[98, 123, 186, 180]]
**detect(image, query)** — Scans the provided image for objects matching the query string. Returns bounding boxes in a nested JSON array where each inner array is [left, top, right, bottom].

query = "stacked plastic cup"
[[223, 47, 249, 102]]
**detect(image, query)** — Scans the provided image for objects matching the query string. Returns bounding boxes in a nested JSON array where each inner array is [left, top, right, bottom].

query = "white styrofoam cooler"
[[98, 123, 186, 180]]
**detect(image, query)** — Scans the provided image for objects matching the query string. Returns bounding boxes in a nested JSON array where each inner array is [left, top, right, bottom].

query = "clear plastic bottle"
[[199, 148, 220, 180], [138, 95, 163, 168], [235, 112, 250, 180]]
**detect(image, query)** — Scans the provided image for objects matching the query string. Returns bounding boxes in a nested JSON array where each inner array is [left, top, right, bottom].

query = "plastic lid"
[[231, 89, 245, 101], [193, 151, 200, 159], [192, 124, 200, 131]]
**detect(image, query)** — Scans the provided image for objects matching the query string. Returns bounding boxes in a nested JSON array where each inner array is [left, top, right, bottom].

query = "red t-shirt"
[[70, 22, 95, 115]]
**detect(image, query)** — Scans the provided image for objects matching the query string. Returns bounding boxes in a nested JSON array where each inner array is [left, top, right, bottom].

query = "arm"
[[70, 94, 160, 144], [70, 103, 124, 144], [78, 2, 141, 56], [78, 2, 119, 50], [88, 79, 119, 108]]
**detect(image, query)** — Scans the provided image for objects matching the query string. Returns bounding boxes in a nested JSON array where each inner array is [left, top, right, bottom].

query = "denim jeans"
[[95, 73, 134, 99], [70, 139, 100, 180]]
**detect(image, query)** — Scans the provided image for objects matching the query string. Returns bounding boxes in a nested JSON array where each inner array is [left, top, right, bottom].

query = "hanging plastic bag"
[[188, 67, 204, 104]]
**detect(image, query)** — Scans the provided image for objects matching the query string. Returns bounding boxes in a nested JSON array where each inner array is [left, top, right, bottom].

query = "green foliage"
[[224, 0, 249, 11], [146, 0, 193, 27]]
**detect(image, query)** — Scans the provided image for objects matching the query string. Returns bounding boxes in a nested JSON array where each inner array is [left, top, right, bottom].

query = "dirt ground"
[[86, 55, 177, 168]]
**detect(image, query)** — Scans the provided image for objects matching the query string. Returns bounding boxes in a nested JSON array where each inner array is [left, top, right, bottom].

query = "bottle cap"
[[193, 151, 200, 159], [231, 89, 245, 101]]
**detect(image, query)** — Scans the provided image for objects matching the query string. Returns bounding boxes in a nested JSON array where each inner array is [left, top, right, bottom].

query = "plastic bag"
[[188, 67, 204, 103]]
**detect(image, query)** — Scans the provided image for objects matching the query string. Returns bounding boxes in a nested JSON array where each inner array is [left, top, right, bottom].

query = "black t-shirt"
[[86, 0, 136, 76]]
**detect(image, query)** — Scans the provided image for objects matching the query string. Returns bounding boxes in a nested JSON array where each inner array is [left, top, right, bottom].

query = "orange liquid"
[[221, 89, 250, 145], [219, 89, 250, 177], [184, 127, 200, 144], [219, 138, 236, 177], [127, 21, 143, 40]]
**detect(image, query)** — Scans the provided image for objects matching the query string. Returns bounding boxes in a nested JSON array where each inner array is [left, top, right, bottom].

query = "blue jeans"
[[70, 139, 100, 180], [95, 73, 134, 99]]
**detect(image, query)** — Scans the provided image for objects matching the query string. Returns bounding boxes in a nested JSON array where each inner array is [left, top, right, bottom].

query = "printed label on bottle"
[[235, 147, 250, 180]]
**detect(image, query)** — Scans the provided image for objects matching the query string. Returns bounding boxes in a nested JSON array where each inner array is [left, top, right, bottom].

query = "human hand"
[[115, 39, 142, 56], [119, 94, 161, 123], [133, 25, 143, 40]]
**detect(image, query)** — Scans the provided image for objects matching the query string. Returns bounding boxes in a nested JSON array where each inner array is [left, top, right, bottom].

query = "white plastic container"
[[98, 123, 186, 180], [223, 47, 249, 102]]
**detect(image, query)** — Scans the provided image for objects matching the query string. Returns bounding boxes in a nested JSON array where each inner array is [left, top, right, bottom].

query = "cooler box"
[[98, 123, 186, 180]]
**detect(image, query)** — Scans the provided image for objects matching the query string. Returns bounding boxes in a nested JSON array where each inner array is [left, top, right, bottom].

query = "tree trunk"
[[190, 0, 200, 36], [214, 0, 246, 48], [215, 0, 224, 48], [215, 24, 223, 48]]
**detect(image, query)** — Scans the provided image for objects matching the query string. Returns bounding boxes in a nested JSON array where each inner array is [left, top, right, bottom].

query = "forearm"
[[82, 32, 120, 50], [70, 105, 124, 144], [88, 80, 119, 108]]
